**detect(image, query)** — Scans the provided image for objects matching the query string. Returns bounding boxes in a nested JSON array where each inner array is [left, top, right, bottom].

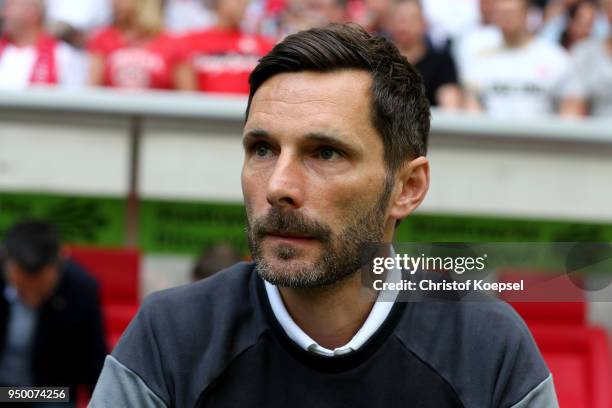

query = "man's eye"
[[254, 144, 271, 157], [318, 147, 341, 161]]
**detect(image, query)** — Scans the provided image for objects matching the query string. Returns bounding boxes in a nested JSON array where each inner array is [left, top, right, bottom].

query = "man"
[[0, 0, 4, 31], [463, 0, 570, 117], [0, 0, 86, 89], [560, 0, 612, 117], [539, 0, 609, 45], [0, 221, 107, 404], [351, 0, 393, 37], [278, 0, 347, 37], [387, 0, 462, 109], [454, 0, 503, 81], [181, 0, 275, 94], [91, 24, 557, 407], [45, 0, 112, 48]]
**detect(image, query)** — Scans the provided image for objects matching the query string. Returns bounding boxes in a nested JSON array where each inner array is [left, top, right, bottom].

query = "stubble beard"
[[247, 177, 393, 289]]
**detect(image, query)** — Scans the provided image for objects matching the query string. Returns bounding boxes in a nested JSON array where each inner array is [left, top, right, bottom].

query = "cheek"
[[242, 167, 267, 211], [317, 175, 381, 220]]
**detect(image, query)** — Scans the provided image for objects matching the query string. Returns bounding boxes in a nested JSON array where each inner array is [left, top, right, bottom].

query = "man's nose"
[[266, 151, 305, 210]]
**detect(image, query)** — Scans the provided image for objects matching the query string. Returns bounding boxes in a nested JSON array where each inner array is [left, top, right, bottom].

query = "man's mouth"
[[265, 231, 317, 243]]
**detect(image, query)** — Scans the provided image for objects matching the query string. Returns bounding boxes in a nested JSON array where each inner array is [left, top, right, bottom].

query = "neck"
[[8, 27, 42, 47], [503, 31, 531, 48], [215, 17, 240, 31], [278, 272, 377, 350], [119, 27, 154, 44], [399, 41, 427, 64]]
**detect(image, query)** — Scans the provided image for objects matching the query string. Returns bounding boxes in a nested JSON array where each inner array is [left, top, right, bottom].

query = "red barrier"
[[67, 246, 140, 348]]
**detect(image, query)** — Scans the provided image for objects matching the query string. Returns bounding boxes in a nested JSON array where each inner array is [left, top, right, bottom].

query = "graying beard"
[[251, 174, 393, 289]]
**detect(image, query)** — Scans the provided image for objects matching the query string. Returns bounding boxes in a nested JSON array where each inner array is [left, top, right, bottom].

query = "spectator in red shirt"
[[181, 0, 275, 94], [87, 0, 194, 90]]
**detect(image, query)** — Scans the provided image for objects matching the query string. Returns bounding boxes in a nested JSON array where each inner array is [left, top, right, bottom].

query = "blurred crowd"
[[1, 0, 611, 118]]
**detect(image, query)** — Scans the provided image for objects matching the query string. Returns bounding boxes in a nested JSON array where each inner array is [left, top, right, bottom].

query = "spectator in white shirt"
[[454, 0, 503, 81], [0, 0, 86, 90], [540, 0, 608, 48], [463, 0, 570, 117], [560, 0, 612, 116], [540, 0, 609, 43]]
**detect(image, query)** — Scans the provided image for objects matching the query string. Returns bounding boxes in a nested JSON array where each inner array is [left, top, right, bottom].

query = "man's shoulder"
[[529, 38, 569, 62], [397, 298, 534, 357], [143, 261, 255, 312], [62, 259, 99, 292], [571, 38, 602, 59], [125, 261, 260, 347], [110, 262, 262, 406], [394, 299, 551, 407]]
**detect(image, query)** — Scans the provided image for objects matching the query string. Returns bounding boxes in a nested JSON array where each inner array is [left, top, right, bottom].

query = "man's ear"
[[388, 156, 430, 221]]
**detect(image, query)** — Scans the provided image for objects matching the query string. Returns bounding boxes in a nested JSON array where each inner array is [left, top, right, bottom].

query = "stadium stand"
[[500, 271, 612, 408], [67, 246, 140, 348], [531, 325, 612, 408]]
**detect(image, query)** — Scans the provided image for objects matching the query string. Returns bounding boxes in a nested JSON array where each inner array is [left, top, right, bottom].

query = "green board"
[[2, 192, 612, 256], [0, 192, 125, 246], [138, 198, 612, 255], [395, 214, 612, 243], [138, 199, 248, 255]]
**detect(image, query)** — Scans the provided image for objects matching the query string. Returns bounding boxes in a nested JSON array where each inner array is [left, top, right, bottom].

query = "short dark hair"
[[3, 220, 60, 274], [246, 23, 430, 174]]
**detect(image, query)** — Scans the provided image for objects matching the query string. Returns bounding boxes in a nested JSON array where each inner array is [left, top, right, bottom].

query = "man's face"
[[568, 2, 596, 42], [493, 0, 528, 37], [1, 0, 41, 36], [365, 0, 392, 17], [479, 0, 495, 25], [388, 2, 426, 49], [242, 70, 393, 288], [112, 0, 136, 24], [602, 0, 612, 23], [5, 259, 60, 308], [311, 0, 345, 23], [216, 0, 250, 29]]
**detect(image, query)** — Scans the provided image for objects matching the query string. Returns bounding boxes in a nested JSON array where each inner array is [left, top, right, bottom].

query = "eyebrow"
[[303, 132, 361, 156], [243, 129, 361, 156]]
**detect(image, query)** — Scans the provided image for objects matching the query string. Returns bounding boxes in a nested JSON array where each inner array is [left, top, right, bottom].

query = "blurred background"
[[0, 0, 611, 406]]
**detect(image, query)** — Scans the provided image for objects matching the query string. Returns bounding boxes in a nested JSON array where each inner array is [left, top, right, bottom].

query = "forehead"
[[6, 0, 39, 9], [495, 0, 527, 10], [245, 70, 378, 143], [395, 1, 422, 16]]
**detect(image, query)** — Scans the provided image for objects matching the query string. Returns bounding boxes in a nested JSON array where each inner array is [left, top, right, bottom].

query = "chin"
[[257, 251, 319, 279], [266, 250, 315, 269]]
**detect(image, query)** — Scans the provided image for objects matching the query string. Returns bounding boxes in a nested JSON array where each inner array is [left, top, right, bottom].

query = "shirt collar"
[[264, 262, 401, 357]]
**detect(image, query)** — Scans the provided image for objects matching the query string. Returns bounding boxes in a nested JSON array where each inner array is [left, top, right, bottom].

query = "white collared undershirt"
[[264, 266, 401, 357]]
